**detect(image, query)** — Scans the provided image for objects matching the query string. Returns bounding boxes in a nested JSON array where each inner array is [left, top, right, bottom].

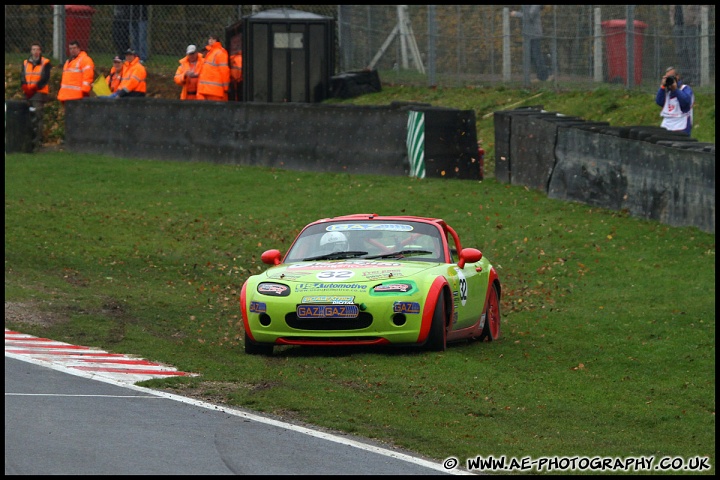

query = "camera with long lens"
[[664, 75, 676, 88]]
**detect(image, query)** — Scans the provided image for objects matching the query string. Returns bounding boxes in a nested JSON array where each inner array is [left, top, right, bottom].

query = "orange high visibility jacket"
[[117, 56, 147, 95], [106, 65, 122, 93], [230, 53, 243, 82], [22, 56, 51, 94], [57, 51, 94, 101], [174, 54, 205, 100], [197, 41, 230, 99]]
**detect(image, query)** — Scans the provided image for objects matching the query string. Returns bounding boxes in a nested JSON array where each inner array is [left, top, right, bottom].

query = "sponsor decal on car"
[[373, 283, 414, 293], [257, 282, 291, 296], [393, 301, 421, 314], [297, 304, 360, 318], [250, 301, 267, 313], [288, 261, 402, 270], [327, 223, 414, 232], [301, 295, 355, 304], [361, 269, 404, 280], [295, 283, 368, 292], [267, 271, 303, 280]]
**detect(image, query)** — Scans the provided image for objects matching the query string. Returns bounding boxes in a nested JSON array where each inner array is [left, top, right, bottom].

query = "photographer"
[[655, 66, 694, 136]]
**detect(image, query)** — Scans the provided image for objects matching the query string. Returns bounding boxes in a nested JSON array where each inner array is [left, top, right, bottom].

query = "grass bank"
[[5, 152, 715, 473]]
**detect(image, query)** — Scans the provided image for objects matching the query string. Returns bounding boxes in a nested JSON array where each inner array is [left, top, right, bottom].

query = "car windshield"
[[284, 220, 444, 263]]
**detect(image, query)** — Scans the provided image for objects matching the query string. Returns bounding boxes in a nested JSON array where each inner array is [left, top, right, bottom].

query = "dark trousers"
[[28, 93, 48, 148], [673, 24, 699, 85], [530, 38, 548, 81]]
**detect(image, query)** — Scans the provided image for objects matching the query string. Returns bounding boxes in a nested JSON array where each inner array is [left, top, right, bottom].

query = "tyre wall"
[[5, 101, 34, 154], [495, 107, 715, 234]]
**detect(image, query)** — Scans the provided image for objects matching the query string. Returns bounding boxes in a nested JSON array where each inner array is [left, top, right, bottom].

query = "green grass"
[[4, 152, 714, 474]]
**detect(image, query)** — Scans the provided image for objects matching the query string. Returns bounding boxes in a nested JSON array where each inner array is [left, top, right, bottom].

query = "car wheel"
[[479, 284, 500, 342], [244, 333, 274, 355], [425, 291, 447, 351]]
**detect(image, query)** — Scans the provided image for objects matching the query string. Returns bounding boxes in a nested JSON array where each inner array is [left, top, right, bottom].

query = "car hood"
[[262, 259, 438, 283]]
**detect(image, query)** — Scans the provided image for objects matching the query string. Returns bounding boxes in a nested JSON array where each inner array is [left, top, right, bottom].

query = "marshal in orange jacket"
[[57, 50, 94, 101], [174, 52, 205, 100], [197, 40, 230, 101]]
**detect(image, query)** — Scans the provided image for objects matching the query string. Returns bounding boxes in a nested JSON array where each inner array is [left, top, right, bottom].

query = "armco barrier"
[[64, 99, 479, 180], [495, 108, 715, 233]]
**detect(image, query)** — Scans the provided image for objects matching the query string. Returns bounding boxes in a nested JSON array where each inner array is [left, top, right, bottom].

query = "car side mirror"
[[457, 248, 482, 269], [261, 249, 283, 266]]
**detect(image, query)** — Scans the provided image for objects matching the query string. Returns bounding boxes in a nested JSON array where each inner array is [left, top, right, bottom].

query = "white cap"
[[186, 44, 197, 55]]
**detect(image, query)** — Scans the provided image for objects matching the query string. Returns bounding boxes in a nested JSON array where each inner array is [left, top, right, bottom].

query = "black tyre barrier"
[[5, 101, 34, 154]]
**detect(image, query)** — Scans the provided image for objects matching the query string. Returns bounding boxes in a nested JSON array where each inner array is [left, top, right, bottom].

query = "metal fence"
[[4, 5, 715, 93]]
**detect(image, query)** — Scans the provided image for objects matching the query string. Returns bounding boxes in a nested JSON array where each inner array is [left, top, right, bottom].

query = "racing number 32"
[[457, 270, 468, 306], [317, 270, 354, 280]]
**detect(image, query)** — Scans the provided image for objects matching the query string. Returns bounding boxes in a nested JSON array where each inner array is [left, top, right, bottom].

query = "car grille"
[[285, 312, 373, 330]]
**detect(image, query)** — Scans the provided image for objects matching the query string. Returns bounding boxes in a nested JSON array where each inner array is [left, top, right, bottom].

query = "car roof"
[[313, 213, 449, 231]]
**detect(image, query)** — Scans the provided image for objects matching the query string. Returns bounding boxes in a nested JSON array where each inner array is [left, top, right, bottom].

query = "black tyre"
[[244, 333, 274, 355], [425, 291, 447, 351], [479, 284, 500, 342]]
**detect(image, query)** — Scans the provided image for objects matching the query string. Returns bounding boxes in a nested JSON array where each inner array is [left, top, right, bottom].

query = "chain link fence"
[[4, 5, 715, 93]]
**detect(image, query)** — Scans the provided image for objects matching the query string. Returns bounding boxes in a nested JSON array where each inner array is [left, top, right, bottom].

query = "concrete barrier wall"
[[550, 128, 715, 232], [63, 98, 479, 179], [495, 108, 715, 233]]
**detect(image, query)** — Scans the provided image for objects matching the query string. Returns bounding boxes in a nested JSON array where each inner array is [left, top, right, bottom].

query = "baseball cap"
[[113, 55, 122, 63], [125, 48, 136, 55], [186, 44, 197, 55]]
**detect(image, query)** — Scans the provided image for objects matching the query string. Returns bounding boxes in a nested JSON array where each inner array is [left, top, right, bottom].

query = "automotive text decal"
[[295, 283, 368, 292]]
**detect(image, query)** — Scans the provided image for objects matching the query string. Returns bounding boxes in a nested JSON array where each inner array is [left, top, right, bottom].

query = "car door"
[[445, 234, 487, 331]]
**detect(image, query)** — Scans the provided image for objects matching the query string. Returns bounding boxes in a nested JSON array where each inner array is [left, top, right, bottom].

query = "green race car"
[[240, 214, 501, 355]]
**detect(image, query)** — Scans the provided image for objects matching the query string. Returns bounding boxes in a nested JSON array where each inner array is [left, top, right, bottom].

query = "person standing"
[[174, 44, 204, 100], [511, 5, 549, 82], [129, 5, 149, 63], [229, 48, 243, 102], [655, 66, 694, 136], [197, 34, 230, 102], [106, 55, 123, 93], [21, 42, 52, 148], [110, 48, 147, 98], [669, 5, 701, 86], [112, 5, 130, 58], [57, 40, 95, 103], [21, 42, 52, 103]]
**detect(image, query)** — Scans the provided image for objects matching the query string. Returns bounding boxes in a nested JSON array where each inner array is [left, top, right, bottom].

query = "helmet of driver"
[[320, 231, 349, 253]]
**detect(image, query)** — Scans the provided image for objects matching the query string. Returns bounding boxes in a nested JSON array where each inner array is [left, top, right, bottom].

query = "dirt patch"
[[4, 301, 69, 327], [161, 380, 252, 406]]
